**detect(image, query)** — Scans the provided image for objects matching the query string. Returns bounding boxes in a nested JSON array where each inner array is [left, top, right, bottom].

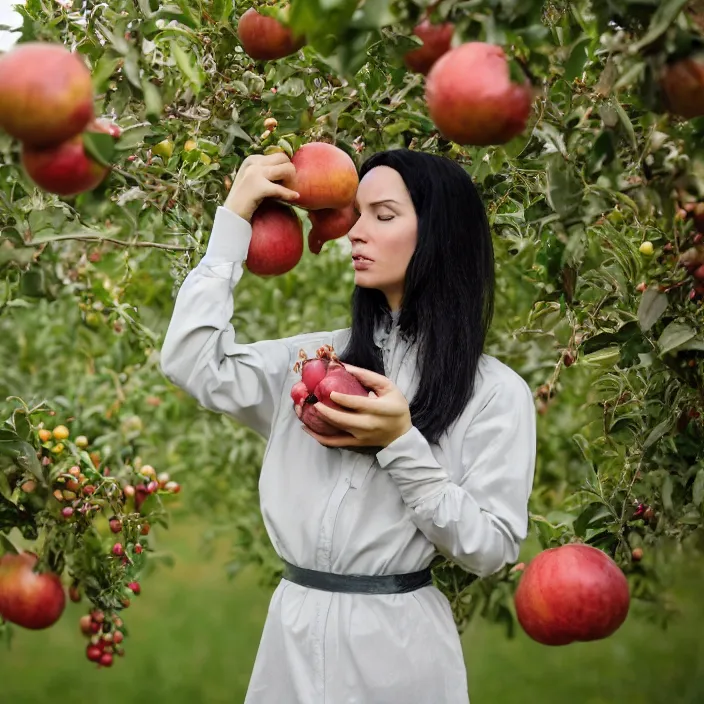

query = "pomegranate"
[[0, 41, 94, 147], [291, 345, 370, 436], [307, 204, 359, 254], [246, 200, 303, 277], [403, 18, 454, 76], [0, 552, 66, 630], [679, 245, 704, 273], [86, 644, 103, 662], [21, 118, 119, 196], [514, 543, 630, 646], [237, 7, 305, 61], [79, 614, 93, 635], [660, 54, 704, 119], [283, 142, 358, 210], [425, 42, 533, 146], [693, 202, 704, 233]]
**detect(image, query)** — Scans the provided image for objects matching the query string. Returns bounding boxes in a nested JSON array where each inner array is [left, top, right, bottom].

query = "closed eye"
[[377, 215, 394, 221]]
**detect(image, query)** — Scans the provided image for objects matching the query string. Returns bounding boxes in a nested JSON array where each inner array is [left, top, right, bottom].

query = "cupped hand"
[[301, 364, 412, 449]]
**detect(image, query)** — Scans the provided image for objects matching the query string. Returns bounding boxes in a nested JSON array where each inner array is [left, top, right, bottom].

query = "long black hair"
[[338, 149, 495, 445]]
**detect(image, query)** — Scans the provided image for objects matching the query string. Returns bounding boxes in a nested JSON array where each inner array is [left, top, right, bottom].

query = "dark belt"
[[281, 560, 433, 595]]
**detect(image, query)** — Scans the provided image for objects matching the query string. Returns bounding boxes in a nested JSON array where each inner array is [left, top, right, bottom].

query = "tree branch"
[[26, 233, 194, 252]]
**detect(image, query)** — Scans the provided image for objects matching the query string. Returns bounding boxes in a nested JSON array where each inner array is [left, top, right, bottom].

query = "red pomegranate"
[[514, 543, 630, 646], [283, 142, 358, 211], [403, 18, 454, 76], [425, 42, 533, 146], [0, 552, 66, 630], [292, 345, 369, 436], [246, 200, 303, 277], [21, 118, 119, 196], [307, 204, 359, 254], [0, 41, 94, 148], [660, 54, 704, 119], [237, 7, 305, 61]]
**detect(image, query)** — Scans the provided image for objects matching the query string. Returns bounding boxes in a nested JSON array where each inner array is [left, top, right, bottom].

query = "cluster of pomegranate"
[[80, 609, 128, 668], [245, 141, 360, 276], [0, 420, 180, 669], [291, 344, 370, 436], [0, 42, 121, 196]]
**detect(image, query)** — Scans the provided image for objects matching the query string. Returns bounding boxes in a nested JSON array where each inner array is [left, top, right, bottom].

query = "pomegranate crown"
[[292, 344, 340, 374]]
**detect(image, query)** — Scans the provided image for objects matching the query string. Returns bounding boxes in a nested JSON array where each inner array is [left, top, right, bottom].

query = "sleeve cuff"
[[201, 206, 253, 265], [376, 426, 452, 508]]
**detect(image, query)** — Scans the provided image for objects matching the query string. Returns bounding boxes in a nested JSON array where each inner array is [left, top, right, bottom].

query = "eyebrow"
[[354, 199, 400, 209]]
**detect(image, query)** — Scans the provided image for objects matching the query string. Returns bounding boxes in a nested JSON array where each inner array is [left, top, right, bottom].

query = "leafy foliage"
[[2, 0, 704, 644]]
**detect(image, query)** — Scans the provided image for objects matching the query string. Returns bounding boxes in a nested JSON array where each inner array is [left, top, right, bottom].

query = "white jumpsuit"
[[160, 206, 537, 704]]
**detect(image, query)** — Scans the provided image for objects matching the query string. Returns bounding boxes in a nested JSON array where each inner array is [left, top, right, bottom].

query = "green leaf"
[[123, 53, 142, 89], [91, 54, 122, 93], [677, 336, 704, 352], [83, 132, 116, 168], [351, 0, 395, 29], [613, 99, 637, 149], [19, 269, 45, 298], [693, 469, 704, 507], [212, 0, 234, 23], [142, 79, 163, 120], [11, 409, 31, 442], [0, 494, 37, 535], [638, 288, 669, 331], [564, 36, 591, 82], [630, 0, 689, 53], [136, 0, 153, 18], [545, 156, 583, 219], [643, 417, 673, 449], [0, 535, 19, 556], [662, 474, 674, 513], [0, 242, 35, 268], [96, 21, 131, 56], [115, 124, 153, 151], [581, 346, 621, 368], [170, 41, 204, 95], [658, 322, 696, 355], [0, 439, 44, 481], [574, 503, 613, 538]]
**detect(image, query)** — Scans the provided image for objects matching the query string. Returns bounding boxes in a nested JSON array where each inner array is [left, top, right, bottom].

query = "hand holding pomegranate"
[[224, 152, 300, 222], [301, 364, 412, 449]]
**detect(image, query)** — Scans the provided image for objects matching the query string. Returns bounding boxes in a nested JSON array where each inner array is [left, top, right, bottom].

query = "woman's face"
[[348, 166, 418, 312]]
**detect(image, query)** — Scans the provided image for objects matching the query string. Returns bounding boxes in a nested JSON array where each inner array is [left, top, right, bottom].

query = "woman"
[[160, 148, 537, 703]]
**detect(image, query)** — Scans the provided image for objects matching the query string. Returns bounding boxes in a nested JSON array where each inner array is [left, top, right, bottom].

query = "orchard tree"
[[2, 0, 704, 661]]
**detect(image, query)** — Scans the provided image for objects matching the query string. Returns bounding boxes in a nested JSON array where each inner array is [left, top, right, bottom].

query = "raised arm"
[[159, 153, 301, 438]]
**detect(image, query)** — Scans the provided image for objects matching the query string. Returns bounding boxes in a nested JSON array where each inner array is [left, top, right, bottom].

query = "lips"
[[352, 254, 373, 262]]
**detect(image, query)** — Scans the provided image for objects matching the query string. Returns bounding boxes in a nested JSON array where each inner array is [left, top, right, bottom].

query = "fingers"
[[341, 364, 391, 391], [264, 162, 296, 183], [314, 403, 374, 431], [327, 391, 395, 415], [302, 426, 363, 448], [268, 184, 300, 202], [243, 152, 291, 168]]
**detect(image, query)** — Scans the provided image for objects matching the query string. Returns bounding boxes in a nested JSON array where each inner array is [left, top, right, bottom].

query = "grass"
[[2, 518, 703, 704]]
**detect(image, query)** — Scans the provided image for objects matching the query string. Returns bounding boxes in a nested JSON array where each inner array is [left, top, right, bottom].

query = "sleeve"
[[375, 373, 537, 578], [159, 205, 292, 439]]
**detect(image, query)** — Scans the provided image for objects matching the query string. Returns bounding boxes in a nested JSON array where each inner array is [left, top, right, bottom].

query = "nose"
[[347, 216, 366, 244]]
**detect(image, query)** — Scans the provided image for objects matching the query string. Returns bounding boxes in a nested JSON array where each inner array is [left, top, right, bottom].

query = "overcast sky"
[[0, 0, 22, 51]]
